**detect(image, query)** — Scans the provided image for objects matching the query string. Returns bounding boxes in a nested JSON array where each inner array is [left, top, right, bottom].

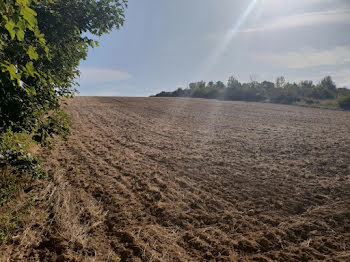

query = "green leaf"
[[27, 46, 38, 60], [16, 29, 25, 41], [17, 0, 30, 5], [16, 20, 27, 31], [6, 64, 18, 80], [5, 20, 16, 39], [25, 62, 35, 77], [34, 28, 41, 38], [27, 86, 37, 96], [20, 6, 37, 28]]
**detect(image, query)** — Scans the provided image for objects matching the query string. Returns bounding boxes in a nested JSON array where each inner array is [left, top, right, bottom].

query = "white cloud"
[[79, 68, 132, 83], [258, 46, 350, 69], [242, 9, 350, 33]]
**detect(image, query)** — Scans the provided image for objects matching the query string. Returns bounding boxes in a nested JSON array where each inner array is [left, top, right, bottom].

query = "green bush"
[[270, 93, 301, 105], [32, 110, 71, 148], [1, 0, 126, 205], [304, 99, 314, 105], [0, 130, 45, 205], [339, 96, 350, 110]]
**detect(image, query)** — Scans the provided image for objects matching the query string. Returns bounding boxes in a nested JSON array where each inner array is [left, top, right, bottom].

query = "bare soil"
[[4, 97, 350, 261]]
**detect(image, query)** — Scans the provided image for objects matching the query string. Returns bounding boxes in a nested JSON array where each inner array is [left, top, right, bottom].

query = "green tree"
[[1, 0, 127, 180], [1, 0, 127, 137], [299, 80, 314, 89], [261, 81, 274, 89], [216, 81, 225, 89], [227, 76, 241, 89], [319, 76, 336, 91], [275, 76, 285, 89]]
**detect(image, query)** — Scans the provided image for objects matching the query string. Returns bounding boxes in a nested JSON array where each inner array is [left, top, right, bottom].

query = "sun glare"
[[196, 0, 259, 79]]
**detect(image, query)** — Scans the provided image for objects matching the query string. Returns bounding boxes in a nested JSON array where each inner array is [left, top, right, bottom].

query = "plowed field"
[[27, 97, 350, 261]]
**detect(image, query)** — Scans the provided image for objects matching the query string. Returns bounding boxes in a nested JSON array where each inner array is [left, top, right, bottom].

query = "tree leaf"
[[25, 61, 35, 77], [27, 46, 38, 60], [16, 29, 25, 41], [6, 64, 18, 80], [5, 20, 16, 39], [20, 6, 37, 28]]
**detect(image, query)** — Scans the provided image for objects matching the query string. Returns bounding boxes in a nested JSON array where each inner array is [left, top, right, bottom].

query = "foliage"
[[0, 0, 48, 85], [1, 0, 127, 135], [0, 197, 36, 244], [339, 96, 350, 110], [32, 109, 71, 148], [0, 0, 127, 203], [0, 148, 45, 179], [0, 211, 19, 244], [0, 130, 45, 204], [154, 76, 350, 108], [275, 76, 285, 89]]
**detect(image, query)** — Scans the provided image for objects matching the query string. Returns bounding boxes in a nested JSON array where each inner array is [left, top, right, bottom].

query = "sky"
[[77, 0, 350, 96]]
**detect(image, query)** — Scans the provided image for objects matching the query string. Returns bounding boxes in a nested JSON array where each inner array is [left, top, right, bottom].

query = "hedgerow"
[[1, 0, 127, 202], [154, 76, 350, 107], [339, 96, 350, 110]]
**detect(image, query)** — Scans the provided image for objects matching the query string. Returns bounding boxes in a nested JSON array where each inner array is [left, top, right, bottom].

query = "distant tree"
[[198, 81, 206, 89], [261, 81, 274, 89], [275, 76, 286, 89], [153, 75, 344, 108], [207, 81, 215, 88], [227, 76, 241, 89], [173, 88, 184, 97], [249, 74, 259, 88], [216, 81, 225, 89], [299, 80, 314, 89], [189, 82, 197, 90], [310, 87, 335, 100], [284, 82, 299, 90], [319, 76, 337, 91], [296, 80, 314, 97]]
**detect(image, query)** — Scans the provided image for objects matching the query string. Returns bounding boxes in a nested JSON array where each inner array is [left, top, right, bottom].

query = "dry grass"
[[1, 153, 118, 261]]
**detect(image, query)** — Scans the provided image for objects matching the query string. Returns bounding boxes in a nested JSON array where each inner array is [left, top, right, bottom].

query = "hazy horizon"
[[77, 0, 350, 96]]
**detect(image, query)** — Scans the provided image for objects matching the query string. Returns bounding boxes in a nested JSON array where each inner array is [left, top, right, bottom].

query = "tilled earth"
[[13, 97, 350, 261]]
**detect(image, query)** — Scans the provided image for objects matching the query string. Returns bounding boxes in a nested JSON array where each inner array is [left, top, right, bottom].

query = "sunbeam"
[[196, 0, 259, 79]]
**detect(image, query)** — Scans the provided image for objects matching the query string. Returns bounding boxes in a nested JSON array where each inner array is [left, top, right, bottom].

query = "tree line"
[[154, 76, 350, 110]]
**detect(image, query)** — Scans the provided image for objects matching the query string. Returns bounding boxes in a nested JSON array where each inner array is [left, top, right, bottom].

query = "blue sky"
[[78, 0, 350, 96]]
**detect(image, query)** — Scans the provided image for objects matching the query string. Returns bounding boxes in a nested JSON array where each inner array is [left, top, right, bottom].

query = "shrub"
[[270, 93, 300, 105], [304, 99, 314, 105], [0, 130, 45, 205], [339, 96, 350, 110], [32, 110, 71, 148]]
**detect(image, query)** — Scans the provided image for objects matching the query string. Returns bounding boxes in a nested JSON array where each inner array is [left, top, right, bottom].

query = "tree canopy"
[[1, 0, 127, 135]]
